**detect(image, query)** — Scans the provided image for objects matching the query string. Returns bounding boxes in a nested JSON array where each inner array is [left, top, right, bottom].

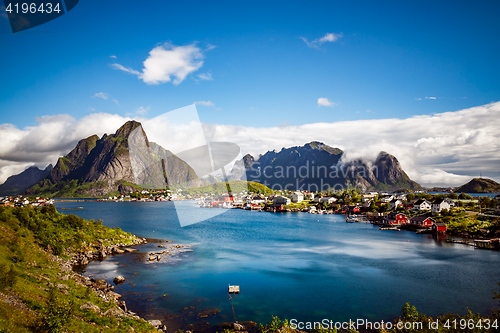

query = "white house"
[[413, 199, 431, 211], [444, 198, 456, 207], [291, 191, 304, 203], [389, 199, 403, 210], [273, 196, 291, 205], [362, 193, 377, 202], [251, 195, 267, 204], [319, 197, 336, 204], [431, 198, 451, 215], [362, 200, 372, 208], [380, 195, 394, 203]]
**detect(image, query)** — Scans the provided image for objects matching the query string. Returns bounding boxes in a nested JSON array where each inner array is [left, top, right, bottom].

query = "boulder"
[[96, 249, 107, 260], [113, 275, 125, 284], [118, 300, 127, 312], [233, 322, 246, 331], [123, 248, 138, 253], [148, 320, 162, 328], [93, 279, 108, 291], [107, 291, 121, 300], [112, 247, 125, 254], [103, 306, 124, 317], [80, 302, 101, 313]]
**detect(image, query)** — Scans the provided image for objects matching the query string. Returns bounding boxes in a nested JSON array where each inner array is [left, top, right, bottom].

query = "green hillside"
[[456, 178, 500, 193], [179, 180, 273, 197], [0, 205, 157, 332]]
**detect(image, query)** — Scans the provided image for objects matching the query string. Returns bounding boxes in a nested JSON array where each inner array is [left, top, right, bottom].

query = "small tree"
[[40, 287, 75, 333], [458, 193, 473, 200]]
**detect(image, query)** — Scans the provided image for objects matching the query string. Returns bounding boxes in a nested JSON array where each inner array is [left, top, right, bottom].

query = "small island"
[[455, 178, 500, 193]]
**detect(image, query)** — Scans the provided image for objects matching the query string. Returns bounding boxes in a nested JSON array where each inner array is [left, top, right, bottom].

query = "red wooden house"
[[383, 212, 408, 225], [409, 216, 435, 228], [432, 222, 447, 233]]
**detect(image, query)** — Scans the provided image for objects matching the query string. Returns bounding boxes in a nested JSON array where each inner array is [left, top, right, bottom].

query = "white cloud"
[[319, 33, 342, 43], [416, 96, 437, 100], [135, 106, 150, 116], [197, 72, 213, 81], [317, 97, 336, 107], [194, 101, 215, 107], [110, 63, 140, 75], [93, 92, 109, 100], [301, 32, 343, 49], [91, 92, 119, 105], [111, 42, 205, 85], [2, 102, 500, 187], [110, 55, 117, 59], [0, 113, 132, 183], [195, 101, 500, 187]]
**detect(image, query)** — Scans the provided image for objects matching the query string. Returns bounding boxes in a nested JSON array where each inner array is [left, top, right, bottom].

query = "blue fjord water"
[[55, 200, 500, 327]]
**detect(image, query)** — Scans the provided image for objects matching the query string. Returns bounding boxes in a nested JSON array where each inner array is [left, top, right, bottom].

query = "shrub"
[[39, 288, 75, 333], [0, 263, 17, 291]]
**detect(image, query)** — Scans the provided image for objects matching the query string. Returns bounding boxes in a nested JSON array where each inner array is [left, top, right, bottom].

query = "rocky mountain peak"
[[231, 143, 420, 191], [115, 121, 144, 140], [25, 121, 201, 197]]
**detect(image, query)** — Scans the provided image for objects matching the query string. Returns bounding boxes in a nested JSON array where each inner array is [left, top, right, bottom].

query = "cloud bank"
[[1, 102, 499, 187]]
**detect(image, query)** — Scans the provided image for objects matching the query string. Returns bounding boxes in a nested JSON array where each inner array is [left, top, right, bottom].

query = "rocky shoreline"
[[47, 236, 177, 332]]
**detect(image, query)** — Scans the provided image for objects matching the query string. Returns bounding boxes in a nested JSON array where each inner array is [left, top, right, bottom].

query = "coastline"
[[49, 236, 170, 331], [68, 235, 196, 332]]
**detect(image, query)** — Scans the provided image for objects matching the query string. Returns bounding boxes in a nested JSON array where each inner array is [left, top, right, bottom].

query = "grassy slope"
[[26, 179, 108, 198], [0, 205, 156, 333]]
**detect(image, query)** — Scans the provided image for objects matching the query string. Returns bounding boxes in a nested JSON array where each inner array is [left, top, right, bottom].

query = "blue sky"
[[1, 0, 499, 127], [1, 0, 500, 186]]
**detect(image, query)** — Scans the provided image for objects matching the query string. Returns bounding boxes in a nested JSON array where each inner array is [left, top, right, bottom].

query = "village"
[[196, 188, 500, 246], [2, 187, 500, 250]]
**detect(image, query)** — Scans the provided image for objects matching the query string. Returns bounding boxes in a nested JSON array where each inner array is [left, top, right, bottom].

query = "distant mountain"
[[455, 178, 500, 193], [0, 165, 52, 196], [230, 141, 421, 192], [25, 121, 201, 197]]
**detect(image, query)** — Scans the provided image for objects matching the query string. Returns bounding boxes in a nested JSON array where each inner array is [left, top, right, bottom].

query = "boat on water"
[[346, 216, 359, 223], [228, 285, 240, 293]]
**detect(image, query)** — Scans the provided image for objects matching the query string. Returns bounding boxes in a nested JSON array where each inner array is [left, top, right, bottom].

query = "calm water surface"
[[55, 201, 500, 328]]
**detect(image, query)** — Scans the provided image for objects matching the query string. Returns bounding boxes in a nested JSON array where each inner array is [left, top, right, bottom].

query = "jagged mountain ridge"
[[25, 121, 202, 197], [0, 165, 52, 196], [230, 141, 421, 191]]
